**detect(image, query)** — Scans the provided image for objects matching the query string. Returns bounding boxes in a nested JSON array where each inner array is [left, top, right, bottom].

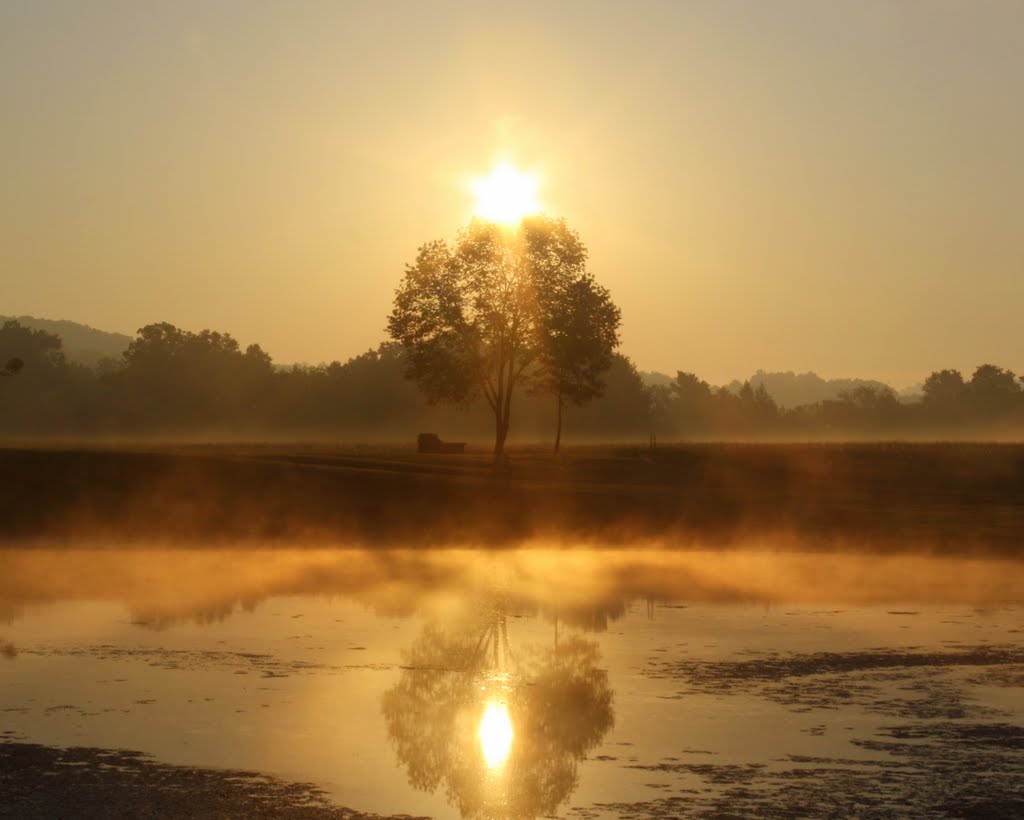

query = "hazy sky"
[[3, 1, 1022, 386]]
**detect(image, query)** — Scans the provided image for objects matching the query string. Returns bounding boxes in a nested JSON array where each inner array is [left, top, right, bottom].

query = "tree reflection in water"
[[382, 596, 614, 819]]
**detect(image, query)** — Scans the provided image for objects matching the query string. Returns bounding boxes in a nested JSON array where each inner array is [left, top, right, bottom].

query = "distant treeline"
[[1, 318, 1022, 441], [649, 368, 1024, 439]]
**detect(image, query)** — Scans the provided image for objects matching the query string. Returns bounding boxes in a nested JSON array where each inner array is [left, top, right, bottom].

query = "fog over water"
[[3, 546, 1023, 818]]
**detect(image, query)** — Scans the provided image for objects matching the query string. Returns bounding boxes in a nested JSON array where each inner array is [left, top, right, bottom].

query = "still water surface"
[[2, 547, 1023, 817]]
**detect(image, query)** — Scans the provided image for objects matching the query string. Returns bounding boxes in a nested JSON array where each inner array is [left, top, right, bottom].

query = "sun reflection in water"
[[479, 701, 513, 768]]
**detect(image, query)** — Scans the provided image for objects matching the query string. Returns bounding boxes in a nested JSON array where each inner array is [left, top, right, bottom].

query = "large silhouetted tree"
[[387, 216, 619, 455]]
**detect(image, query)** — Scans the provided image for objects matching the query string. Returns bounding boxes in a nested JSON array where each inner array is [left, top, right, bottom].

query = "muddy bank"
[[0, 443, 1022, 549], [0, 741, 423, 820]]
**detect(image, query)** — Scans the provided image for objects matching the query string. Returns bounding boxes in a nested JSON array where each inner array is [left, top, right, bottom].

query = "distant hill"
[[641, 368, 901, 409], [897, 383, 924, 401], [0, 315, 132, 367], [726, 370, 897, 409], [638, 370, 674, 388]]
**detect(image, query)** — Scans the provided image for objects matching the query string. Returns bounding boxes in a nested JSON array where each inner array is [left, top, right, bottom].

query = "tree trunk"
[[553, 391, 563, 453], [493, 358, 516, 457], [494, 411, 509, 456]]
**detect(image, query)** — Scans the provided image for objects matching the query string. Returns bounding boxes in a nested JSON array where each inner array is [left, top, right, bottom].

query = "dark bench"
[[417, 433, 466, 454]]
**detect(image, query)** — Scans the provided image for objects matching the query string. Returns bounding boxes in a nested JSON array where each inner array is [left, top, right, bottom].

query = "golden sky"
[[2, 1, 1022, 386]]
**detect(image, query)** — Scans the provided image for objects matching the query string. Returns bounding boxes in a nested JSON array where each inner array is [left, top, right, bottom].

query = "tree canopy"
[[388, 216, 620, 454], [0, 320, 64, 370], [106, 322, 274, 431]]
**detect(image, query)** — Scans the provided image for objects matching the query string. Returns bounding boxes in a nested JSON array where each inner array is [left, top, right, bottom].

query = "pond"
[[2, 546, 1023, 817]]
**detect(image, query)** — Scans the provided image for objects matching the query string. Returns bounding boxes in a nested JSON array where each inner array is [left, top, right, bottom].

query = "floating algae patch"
[[19, 644, 352, 678], [571, 723, 1024, 818], [645, 645, 1024, 719]]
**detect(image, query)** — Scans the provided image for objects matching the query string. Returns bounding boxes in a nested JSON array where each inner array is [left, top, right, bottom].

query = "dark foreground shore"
[[1, 442, 1022, 550], [0, 741, 420, 820]]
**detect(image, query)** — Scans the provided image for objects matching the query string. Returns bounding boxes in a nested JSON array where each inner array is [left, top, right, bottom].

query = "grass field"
[[1, 442, 1022, 552]]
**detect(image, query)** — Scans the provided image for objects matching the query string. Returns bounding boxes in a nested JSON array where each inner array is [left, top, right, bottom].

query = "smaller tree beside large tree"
[[533, 273, 620, 452]]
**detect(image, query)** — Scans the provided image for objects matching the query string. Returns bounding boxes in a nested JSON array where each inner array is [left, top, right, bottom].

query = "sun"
[[470, 163, 542, 225], [478, 700, 513, 768]]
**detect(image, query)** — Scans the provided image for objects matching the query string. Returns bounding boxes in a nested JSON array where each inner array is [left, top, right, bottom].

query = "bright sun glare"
[[471, 164, 542, 225], [479, 701, 514, 768]]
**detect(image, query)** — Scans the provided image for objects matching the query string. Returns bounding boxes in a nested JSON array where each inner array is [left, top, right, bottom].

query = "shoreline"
[[1, 442, 1022, 552], [0, 740, 415, 820]]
